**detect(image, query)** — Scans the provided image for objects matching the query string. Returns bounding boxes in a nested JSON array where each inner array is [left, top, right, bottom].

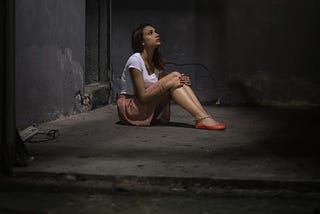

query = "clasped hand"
[[180, 73, 191, 86]]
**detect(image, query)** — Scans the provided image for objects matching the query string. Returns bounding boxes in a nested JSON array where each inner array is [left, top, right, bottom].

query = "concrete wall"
[[85, 0, 100, 84], [15, 0, 86, 127], [111, 0, 219, 102], [111, 0, 320, 106], [86, 0, 111, 84], [1, 0, 17, 167], [13, 0, 320, 127], [221, 0, 320, 106]]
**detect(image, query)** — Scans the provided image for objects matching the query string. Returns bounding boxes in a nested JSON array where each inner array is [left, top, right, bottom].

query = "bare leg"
[[156, 72, 220, 126], [181, 85, 206, 113], [181, 85, 220, 125], [170, 86, 219, 126]]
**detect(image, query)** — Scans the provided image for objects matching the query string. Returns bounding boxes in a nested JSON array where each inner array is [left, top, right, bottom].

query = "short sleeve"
[[127, 55, 143, 73]]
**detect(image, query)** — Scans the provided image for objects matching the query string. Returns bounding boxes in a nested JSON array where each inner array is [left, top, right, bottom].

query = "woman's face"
[[142, 25, 161, 48]]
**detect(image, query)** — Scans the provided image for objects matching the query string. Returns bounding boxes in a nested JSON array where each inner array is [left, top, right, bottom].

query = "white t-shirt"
[[119, 52, 161, 95]]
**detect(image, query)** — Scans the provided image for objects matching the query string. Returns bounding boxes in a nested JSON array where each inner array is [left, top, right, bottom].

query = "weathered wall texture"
[[15, 0, 85, 127], [111, 0, 320, 106], [111, 0, 216, 101], [85, 0, 111, 84], [14, 0, 320, 127], [221, 0, 320, 106]]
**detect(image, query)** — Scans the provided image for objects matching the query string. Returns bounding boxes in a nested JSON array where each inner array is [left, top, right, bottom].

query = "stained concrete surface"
[[1, 104, 320, 212], [11, 104, 320, 181], [1, 191, 320, 214]]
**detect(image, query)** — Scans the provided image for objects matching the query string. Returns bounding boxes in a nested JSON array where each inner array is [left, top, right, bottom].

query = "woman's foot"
[[195, 115, 226, 130]]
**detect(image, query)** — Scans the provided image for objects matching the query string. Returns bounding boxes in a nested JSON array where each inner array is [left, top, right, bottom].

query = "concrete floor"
[[1, 190, 320, 214], [2, 104, 320, 197]]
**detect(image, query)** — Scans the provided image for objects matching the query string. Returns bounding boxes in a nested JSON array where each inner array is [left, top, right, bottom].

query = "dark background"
[[13, 0, 320, 127]]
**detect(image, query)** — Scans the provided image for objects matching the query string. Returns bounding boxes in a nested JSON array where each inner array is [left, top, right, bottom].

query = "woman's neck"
[[141, 48, 155, 64]]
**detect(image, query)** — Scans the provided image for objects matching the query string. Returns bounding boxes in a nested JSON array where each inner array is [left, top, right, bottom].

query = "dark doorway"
[[85, 0, 112, 85], [1, 0, 18, 174]]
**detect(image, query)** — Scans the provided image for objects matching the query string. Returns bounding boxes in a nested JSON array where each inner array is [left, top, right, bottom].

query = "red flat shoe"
[[195, 121, 226, 130]]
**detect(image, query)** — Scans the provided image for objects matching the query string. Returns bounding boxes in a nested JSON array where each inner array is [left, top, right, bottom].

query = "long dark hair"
[[131, 23, 165, 70]]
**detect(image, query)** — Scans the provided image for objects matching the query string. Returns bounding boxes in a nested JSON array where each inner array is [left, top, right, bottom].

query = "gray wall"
[[221, 0, 320, 106], [14, 0, 320, 127], [111, 0, 216, 102], [15, 0, 86, 127], [111, 0, 320, 106], [2, 0, 17, 166], [85, 0, 111, 84]]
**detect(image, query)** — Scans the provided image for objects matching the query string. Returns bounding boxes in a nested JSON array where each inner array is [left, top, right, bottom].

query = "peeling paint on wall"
[[58, 47, 84, 94], [15, 0, 86, 127]]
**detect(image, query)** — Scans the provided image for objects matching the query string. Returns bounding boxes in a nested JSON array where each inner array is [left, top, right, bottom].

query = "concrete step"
[[2, 172, 320, 199]]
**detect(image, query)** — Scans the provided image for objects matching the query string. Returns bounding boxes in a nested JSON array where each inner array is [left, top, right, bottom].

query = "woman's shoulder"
[[128, 52, 141, 61], [126, 52, 143, 66], [125, 52, 144, 71]]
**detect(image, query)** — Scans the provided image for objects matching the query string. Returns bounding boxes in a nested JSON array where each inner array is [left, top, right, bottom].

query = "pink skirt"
[[116, 83, 170, 126], [117, 94, 156, 126]]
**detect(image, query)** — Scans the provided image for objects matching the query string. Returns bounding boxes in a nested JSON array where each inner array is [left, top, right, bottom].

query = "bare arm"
[[130, 68, 169, 104]]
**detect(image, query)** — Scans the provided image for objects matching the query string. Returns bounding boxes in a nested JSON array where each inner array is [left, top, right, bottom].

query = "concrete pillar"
[[1, 0, 15, 174]]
